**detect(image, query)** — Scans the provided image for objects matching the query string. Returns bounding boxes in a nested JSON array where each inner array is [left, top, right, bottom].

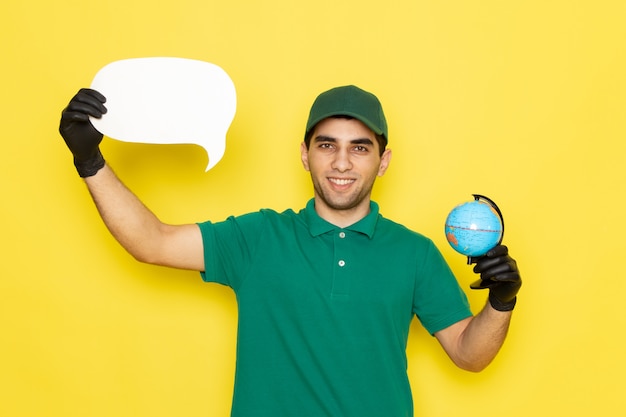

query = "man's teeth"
[[330, 178, 354, 185]]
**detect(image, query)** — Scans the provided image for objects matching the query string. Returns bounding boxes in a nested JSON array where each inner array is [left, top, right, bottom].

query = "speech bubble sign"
[[89, 57, 236, 171]]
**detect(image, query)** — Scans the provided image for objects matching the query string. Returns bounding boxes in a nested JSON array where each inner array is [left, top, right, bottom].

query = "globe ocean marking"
[[444, 196, 504, 258]]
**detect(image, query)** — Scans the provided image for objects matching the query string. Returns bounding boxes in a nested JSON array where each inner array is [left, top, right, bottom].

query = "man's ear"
[[300, 142, 310, 171], [377, 148, 392, 176]]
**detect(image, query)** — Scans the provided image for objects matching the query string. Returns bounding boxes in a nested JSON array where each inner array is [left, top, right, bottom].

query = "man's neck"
[[313, 199, 371, 228]]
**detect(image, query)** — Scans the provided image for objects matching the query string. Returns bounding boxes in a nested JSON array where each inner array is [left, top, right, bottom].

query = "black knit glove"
[[59, 88, 107, 177], [470, 245, 522, 311]]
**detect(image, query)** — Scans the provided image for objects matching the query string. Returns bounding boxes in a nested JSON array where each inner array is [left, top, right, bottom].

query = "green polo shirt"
[[198, 199, 471, 417]]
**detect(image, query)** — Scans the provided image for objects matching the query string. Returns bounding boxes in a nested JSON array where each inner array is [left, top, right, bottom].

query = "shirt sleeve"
[[197, 211, 267, 290], [412, 240, 473, 335]]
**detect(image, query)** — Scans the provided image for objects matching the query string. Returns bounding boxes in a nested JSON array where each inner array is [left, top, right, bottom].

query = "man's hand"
[[59, 88, 107, 177], [470, 245, 522, 311]]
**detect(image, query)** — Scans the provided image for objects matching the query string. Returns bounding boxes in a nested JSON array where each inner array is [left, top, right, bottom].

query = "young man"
[[59, 85, 521, 417]]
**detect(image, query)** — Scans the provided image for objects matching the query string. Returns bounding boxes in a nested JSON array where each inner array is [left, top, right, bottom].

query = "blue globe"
[[445, 199, 503, 257]]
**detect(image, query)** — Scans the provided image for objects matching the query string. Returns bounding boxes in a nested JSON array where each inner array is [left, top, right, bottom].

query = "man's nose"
[[331, 149, 352, 172]]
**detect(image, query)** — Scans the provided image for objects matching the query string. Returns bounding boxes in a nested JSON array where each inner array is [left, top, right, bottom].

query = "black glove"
[[59, 88, 107, 177], [470, 245, 522, 311]]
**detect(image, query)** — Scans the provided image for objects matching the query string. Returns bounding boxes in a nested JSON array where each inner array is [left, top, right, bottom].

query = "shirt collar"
[[303, 198, 379, 239]]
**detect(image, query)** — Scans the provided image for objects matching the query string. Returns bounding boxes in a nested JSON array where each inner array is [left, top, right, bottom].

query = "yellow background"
[[2, 1, 625, 416]]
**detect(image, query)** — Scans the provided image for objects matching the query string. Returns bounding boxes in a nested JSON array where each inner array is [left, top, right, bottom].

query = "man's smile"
[[328, 177, 355, 185]]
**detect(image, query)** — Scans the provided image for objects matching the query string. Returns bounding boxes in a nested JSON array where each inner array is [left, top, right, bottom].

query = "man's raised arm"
[[59, 89, 204, 271], [435, 245, 522, 372]]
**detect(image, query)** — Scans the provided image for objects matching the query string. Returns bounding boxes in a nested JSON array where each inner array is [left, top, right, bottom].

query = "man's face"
[[301, 117, 391, 223]]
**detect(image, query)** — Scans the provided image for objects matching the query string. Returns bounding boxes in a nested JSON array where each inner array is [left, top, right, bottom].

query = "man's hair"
[[304, 116, 387, 156]]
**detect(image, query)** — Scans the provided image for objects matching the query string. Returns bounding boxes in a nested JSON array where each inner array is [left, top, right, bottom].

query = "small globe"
[[445, 199, 503, 257]]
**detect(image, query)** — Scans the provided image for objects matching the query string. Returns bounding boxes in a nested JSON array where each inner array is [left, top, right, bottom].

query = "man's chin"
[[318, 194, 364, 212]]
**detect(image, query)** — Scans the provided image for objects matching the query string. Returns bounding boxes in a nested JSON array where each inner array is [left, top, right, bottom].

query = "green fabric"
[[198, 199, 471, 417], [305, 85, 388, 143]]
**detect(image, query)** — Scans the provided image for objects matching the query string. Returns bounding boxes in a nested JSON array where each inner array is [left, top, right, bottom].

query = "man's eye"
[[354, 146, 368, 152]]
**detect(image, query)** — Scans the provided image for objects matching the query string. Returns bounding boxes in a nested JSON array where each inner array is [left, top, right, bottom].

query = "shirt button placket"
[[331, 230, 350, 298]]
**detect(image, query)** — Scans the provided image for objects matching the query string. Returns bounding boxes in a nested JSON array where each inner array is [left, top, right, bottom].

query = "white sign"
[[90, 57, 237, 171]]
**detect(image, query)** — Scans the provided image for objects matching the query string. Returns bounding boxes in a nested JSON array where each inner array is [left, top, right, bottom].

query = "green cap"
[[305, 85, 388, 143]]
